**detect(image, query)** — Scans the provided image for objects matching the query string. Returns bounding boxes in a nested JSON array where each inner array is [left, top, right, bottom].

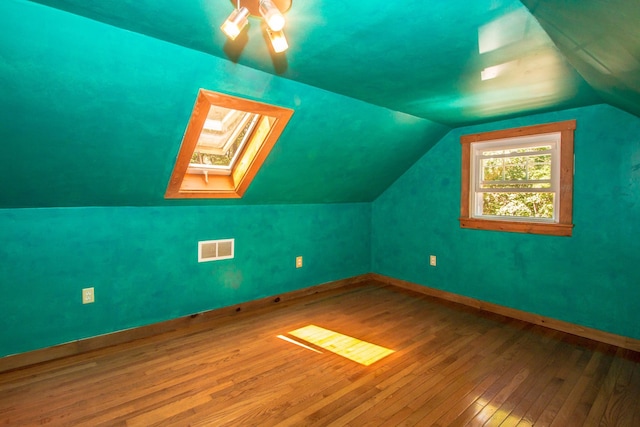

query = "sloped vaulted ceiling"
[[0, 0, 638, 208], [521, 0, 640, 119]]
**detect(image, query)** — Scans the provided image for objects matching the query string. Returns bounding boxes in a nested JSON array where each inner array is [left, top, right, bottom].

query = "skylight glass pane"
[[190, 106, 260, 169]]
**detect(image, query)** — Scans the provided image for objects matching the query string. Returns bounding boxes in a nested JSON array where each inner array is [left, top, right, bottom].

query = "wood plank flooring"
[[1, 282, 640, 426]]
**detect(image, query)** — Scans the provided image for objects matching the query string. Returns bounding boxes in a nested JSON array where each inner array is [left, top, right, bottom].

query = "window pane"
[[190, 109, 260, 168], [481, 192, 554, 218], [529, 155, 551, 180], [504, 156, 527, 180], [482, 149, 510, 156], [481, 183, 551, 189], [481, 144, 551, 156], [482, 152, 552, 185], [482, 158, 503, 181]]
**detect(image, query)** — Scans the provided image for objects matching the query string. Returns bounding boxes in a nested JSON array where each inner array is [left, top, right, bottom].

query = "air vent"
[[198, 239, 234, 262]]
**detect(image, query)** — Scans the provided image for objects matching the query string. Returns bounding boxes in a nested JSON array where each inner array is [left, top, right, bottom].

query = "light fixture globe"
[[222, 0, 292, 52], [220, 6, 250, 40], [259, 0, 285, 31], [266, 29, 288, 53]]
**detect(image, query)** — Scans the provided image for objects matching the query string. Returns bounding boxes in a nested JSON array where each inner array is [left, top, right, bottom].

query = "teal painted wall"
[[372, 104, 640, 339], [0, 0, 448, 208], [2, 0, 640, 360], [0, 203, 371, 357]]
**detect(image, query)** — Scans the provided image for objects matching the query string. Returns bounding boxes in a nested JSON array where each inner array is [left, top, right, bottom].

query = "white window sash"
[[470, 134, 561, 220]]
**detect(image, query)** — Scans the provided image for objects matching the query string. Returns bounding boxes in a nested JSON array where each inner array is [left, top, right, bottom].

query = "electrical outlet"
[[296, 256, 303, 268], [429, 255, 437, 267], [82, 287, 95, 304]]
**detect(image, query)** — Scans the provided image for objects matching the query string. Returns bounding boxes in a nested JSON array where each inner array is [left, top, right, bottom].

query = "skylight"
[[165, 90, 294, 199], [190, 108, 259, 172]]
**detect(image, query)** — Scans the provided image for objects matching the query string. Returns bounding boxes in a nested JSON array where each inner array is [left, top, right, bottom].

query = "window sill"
[[459, 217, 573, 237]]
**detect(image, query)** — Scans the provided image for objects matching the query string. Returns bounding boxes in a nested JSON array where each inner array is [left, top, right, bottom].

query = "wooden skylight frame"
[[165, 89, 294, 199]]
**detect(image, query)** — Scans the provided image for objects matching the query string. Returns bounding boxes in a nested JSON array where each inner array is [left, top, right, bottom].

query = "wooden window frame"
[[165, 90, 294, 199], [460, 120, 576, 237]]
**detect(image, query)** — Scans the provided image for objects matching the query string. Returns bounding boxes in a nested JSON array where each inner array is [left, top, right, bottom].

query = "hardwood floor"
[[1, 282, 639, 426]]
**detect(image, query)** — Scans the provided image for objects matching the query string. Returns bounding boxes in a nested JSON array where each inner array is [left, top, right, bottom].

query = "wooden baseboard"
[[370, 273, 640, 353], [0, 274, 371, 373], [4, 272, 638, 373]]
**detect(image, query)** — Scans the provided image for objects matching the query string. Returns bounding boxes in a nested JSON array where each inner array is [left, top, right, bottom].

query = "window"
[[165, 90, 294, 199], [460, 120, 575, 236]]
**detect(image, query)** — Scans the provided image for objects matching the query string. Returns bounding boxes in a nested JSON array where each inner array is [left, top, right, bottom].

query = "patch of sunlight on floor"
[[276, 335, 323, 353], [285, 325, 395, 366]]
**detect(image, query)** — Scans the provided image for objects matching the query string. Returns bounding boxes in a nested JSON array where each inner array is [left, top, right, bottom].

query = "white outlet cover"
[[429, 255, 437, 266], [82, 287, 95, 304], [296, 256, 303, 268]]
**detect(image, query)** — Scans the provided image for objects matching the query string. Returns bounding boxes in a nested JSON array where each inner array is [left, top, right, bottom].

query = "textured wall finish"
[[0, 204, 371, 357], [0, 0, 447, 208], [372, 104, 640, 340], [24, 0, 604, 125], [2, 0, 640, 361]]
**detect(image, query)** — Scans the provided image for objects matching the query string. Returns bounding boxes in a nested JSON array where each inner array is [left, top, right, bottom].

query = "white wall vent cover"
[[198, 239, 234, 262]]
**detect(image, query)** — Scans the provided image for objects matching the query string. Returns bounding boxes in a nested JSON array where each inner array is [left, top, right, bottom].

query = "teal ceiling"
[[521, 0, 640, 119], [24, 0, 607, 124], [0, 0, 638, 207]]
